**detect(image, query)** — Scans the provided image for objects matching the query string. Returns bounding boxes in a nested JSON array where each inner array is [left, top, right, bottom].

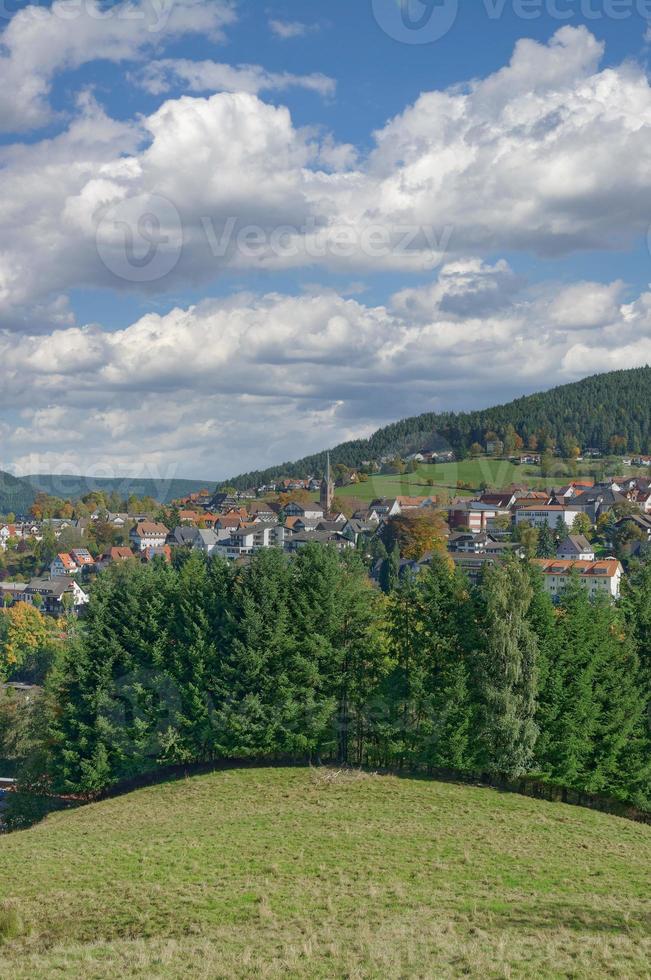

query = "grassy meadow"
[[1, 767, 650, 978]]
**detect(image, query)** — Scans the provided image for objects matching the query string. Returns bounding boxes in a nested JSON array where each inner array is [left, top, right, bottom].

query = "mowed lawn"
[[1, 769, 650, 978]]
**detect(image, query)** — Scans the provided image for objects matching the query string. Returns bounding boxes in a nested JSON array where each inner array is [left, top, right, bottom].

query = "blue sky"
[[0, 0, 650, 479]]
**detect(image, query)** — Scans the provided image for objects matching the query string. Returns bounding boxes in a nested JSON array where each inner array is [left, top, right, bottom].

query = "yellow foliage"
[[1, 602, 57, 676]]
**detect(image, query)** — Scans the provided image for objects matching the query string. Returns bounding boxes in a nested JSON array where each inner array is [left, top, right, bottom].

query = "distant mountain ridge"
[[219, 367, 651, 490], [0, 474, 214, 516]]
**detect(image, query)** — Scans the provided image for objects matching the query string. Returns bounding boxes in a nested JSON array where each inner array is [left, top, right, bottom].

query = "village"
[[0, 447, 649, 616]]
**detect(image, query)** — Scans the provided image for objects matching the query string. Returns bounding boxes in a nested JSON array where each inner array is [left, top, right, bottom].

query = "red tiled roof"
[[532, 558, 622, 577]]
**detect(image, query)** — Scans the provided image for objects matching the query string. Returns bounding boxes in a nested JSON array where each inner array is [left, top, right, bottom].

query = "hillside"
[[1, 768, 650, 978], [0, 473, 214, 516], [0, 471, 36, 516], [221, 366, 651, 489], [25, 475, 213, 506]]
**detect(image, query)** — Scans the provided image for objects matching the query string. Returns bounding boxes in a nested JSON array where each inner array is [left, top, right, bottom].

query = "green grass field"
[[1, 768, 650, 978], [337, 458, 646, 504], [352, 460, 547, 501]]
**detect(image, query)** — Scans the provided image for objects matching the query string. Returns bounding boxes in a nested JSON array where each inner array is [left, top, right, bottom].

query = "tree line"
[[6, 545, 647, 812]]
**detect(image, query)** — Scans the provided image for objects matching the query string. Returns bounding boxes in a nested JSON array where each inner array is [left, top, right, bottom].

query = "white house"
[[556, 536, 595, 562], [130, 522, 170, 552], [24, 577, 89, 615], [514, 504, 583, 530], [532, 558, 623, 600], [283, 502, 325, 521], [369, 498, 402, 518]]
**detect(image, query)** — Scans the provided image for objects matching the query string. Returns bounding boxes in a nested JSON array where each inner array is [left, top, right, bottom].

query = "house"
[[248, 502, 278, 521], [70, 548, 95, 570], [448, 531, 490, 554], [24, 577, 89, 615], [555, 480, 594, 500], [217, 523, 285, 559], [192, 529, 220, 556], [448, 532, 524, 559], [450, 553, 499, 584], [341, 519, 376, 545], [285, 516, 319, 533], [130, 522, 170, 552], [50, 553, 79, 577], [569, 488, 629, 522], [614, 513, 651, 540], [556, 536, 595, 562], [284, 531, 353, 553], [514, 504, 584, 530], [170, 526, 200, 548], [282, 502, 324, 521], [449, 502, 512, 533], [209, 493, 240, 512], [0, 525, 17, 549], [370, 498, 402, 518], [478, 492, 517, 509], [532, 559, 623, 600], [395, 496, 438, 510], [0, 582, 28, 606], [214, 515, 244, 532], [142, 545, 172, 564], [628, 489, 651, 513], [97, 546, 135, 570]]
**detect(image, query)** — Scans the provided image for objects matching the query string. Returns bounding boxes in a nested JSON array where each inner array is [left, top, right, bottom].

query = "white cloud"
[[0, 0, 236, 132], [1, 265, 650, 478], [268, 18, 316, 39], [2, 25, 651, 322], [139, 58, 336, 98]]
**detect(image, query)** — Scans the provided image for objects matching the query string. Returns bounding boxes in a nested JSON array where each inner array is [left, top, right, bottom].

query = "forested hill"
[[0, 473, 214, 516], [220, 367, 651, 490], [0, 470, 38, 516]]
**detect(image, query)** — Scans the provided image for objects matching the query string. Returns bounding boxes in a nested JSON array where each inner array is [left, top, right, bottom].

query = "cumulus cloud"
[[2, 25, 651, 322], [2, 265, 650, 478], [0, 0, 236, 132]]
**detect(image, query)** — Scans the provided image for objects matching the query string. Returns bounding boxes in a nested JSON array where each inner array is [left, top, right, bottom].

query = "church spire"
[[320, 452, 334, 515]]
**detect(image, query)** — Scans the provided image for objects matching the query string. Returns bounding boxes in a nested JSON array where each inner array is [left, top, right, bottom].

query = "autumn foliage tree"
[[0, 603, 59, 681], [382, 511, 448, 561]]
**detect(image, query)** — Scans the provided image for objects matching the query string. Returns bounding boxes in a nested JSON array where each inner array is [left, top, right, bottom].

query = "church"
[[320, 453, 334, 516]]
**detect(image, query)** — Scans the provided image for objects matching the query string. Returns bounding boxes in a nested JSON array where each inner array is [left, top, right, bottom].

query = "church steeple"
[[320, 452, 334, 515]]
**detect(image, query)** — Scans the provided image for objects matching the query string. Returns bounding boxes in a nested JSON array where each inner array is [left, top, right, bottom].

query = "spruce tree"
[[416, 559, 475, 771], [379, 543, 401, 594], [473, 559, 539, 778]]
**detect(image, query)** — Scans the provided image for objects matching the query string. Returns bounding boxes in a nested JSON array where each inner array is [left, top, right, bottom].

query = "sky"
[[1, 0, 651, 482]]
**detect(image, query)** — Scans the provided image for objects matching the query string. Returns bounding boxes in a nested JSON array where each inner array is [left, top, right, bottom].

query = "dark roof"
[[558, 535, 593, 553]]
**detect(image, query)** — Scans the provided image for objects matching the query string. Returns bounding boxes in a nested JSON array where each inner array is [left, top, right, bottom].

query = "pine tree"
[[50, 560, 176, 794], [385, 569, 428, 769], [211, 548, 298, 758], [534, 575, 597, 788], [473, 559, 539, 778], [379, 543, 401, 594], [416, 560, 475, 771], [537, 525, 556, 559], [163, 552, 219, 764]]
